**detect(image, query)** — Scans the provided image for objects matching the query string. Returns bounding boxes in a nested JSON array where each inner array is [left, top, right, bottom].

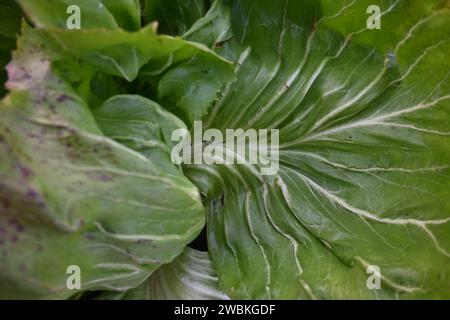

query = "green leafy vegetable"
[[0, 0, 449, 300], [0, 25, 207, 299]]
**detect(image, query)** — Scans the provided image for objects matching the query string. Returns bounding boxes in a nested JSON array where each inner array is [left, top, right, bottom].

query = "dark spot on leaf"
[[17, 164, 34, 179], [8, 218, 25, 233], [2, 199, 10, 209], [25, 189, 46, 207], [91, 173, 113, 182], [57, 94, 70, 102], [26, 189, 39, 199]]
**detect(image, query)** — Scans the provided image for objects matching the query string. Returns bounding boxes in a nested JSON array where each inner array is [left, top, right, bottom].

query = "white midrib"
[[282, 95, 450, 147]]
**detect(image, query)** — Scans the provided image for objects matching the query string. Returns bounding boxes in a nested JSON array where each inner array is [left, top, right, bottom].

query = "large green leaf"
[[3, 0, 450, 301], [0, 26, 204, 299], [184, 0, 450, 299], [96, 248, 229, 300]]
